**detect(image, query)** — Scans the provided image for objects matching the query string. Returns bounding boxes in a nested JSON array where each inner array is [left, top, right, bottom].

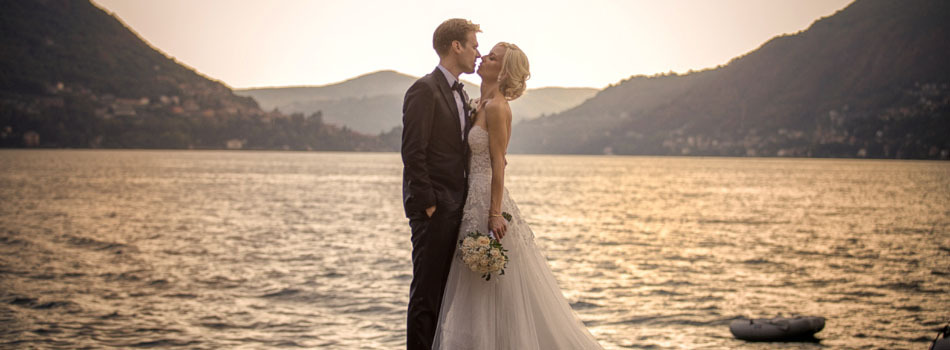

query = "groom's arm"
[[401, 80, 437, 215]]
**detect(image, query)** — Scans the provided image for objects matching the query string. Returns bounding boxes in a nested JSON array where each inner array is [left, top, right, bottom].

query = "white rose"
[[476, 236, 490, 247], [462, 238, 474, 249]]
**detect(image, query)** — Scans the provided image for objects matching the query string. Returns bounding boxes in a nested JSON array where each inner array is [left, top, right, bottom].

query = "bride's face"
[[477, 44, 507, 82]]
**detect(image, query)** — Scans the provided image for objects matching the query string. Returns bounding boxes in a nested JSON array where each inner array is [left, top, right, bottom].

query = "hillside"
[[236, 72, 597, 134], [239, 70, 419, 109], [510, 0, 950, 159], [236, 71, 424, 134], [511, 87, 598, 121], [0, 0, 384, 150]]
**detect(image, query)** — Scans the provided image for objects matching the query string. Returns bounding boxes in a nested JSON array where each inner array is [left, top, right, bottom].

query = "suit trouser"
[[406, 206, 462, 350]]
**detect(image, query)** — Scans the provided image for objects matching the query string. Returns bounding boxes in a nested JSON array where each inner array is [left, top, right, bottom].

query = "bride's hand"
[[490, 216, 507, 240]]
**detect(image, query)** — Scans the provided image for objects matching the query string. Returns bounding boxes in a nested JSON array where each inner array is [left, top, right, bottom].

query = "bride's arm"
[[486, 101, 510, 239]]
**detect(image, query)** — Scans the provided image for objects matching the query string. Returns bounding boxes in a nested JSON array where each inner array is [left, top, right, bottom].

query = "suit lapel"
[[431, 68, 462, 139]]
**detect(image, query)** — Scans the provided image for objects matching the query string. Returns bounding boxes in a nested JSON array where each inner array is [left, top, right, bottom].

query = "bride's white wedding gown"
[[433, 125, 603, 349]]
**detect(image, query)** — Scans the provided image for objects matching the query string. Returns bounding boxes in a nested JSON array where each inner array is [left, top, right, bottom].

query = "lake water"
[[0, 150, 947, 349]]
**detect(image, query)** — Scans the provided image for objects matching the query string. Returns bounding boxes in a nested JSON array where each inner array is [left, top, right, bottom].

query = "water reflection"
[[0, 150, 947, 349]]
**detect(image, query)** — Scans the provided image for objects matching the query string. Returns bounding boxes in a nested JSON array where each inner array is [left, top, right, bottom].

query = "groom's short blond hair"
[[433, 18, 481, 57]]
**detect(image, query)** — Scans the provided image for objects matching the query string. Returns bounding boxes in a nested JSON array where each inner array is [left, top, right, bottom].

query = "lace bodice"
[[461, 125, 533, 244], [467, 125, 492, 177]]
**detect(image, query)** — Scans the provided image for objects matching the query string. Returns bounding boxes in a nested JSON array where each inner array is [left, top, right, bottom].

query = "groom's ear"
[[451, 40, 462, 54]]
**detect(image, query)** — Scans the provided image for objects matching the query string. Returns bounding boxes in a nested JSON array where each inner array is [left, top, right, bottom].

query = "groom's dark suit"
[[401, 67, 471, 350]]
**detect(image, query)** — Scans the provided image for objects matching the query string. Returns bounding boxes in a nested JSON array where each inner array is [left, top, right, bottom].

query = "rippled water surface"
[[0, 150, 948, 349]]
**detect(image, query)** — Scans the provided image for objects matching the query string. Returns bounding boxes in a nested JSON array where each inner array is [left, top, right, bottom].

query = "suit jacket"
[[401, 67, 471, 219]]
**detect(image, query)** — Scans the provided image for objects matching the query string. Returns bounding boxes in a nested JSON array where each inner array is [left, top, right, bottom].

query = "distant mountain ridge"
[[3, 0, 944, 158], [236, 71, 597, 134], [0, 0, 385, 150], [240, 70, 419, 106], [510, 0, 950, 159]]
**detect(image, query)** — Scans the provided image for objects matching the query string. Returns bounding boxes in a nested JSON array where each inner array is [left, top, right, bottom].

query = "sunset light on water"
[[1, 0, 948, 348], [1, 151, 946, 349]]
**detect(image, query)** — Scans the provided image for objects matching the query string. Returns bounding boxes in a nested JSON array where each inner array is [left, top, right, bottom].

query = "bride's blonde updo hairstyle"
[[497, 42, 530, 101]]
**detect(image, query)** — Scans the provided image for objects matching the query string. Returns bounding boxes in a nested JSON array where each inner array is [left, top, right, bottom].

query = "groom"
[[401, 18, 480, 350]]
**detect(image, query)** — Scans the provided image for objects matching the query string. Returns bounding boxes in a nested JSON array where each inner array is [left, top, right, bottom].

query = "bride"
[[432, 42, 603, 349]]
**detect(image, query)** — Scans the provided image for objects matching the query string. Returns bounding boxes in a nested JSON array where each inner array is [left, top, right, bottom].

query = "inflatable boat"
[[934, 338, 950, 350], [730, 316, 825, 341], [931, 322, 950, 350]]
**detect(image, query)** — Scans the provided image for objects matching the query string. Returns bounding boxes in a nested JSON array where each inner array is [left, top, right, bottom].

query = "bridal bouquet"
[[458, 212, 512, 281]]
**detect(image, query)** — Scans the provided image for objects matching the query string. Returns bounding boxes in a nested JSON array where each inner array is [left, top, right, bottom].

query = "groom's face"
[[457, 31, 480, 74]]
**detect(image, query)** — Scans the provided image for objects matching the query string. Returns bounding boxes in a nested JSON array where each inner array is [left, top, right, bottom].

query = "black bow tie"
[[452, 81, 465, 95]]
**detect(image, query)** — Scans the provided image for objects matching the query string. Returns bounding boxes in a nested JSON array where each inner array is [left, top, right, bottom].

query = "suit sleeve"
[[401, 80, 437, 213]]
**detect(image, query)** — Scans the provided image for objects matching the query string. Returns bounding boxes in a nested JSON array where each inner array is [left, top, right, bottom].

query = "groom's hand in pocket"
[[425, 205, 436, 218]]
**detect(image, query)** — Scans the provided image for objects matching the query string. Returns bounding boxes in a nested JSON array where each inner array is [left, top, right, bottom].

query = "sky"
[[91, 0, 854, 90]]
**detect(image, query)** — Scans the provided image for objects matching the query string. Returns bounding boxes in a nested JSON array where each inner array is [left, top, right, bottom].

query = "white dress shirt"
[[436, 65, 467, 139]]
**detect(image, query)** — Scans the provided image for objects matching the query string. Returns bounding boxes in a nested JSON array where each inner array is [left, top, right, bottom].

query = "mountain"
[[238, 70, 419, 109], [236, 70, 423, 134], [511, 87, 598, 121], [0, 0, 385, 151], [510, 0, 950, 159], [236, 72, 597, 134]]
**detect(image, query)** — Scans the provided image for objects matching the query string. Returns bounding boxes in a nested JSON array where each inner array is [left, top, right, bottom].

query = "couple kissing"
[[401, 18, 603, 350]]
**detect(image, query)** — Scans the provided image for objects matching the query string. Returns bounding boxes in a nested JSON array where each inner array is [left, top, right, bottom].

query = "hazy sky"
[[91, 0, 853, 89]]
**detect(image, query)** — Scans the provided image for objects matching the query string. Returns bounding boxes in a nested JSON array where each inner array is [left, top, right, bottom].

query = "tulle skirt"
[[432, 175, 603, 350]]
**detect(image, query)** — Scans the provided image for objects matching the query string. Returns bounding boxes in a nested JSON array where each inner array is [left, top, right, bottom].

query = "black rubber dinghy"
[[730, 316, 825, 342]]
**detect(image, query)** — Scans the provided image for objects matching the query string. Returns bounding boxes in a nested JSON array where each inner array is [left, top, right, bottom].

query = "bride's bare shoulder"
[[482, 97, 511, 122]]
